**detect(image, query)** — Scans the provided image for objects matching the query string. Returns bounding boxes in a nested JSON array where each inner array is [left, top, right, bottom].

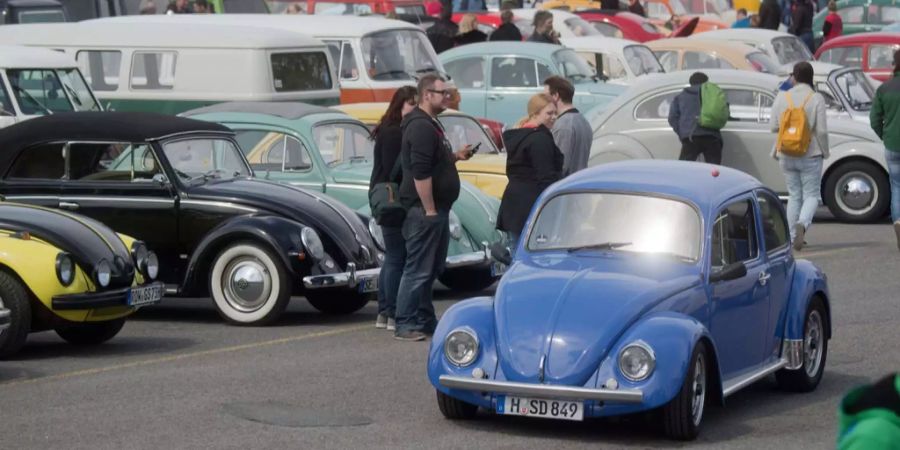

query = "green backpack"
[[698, 82, 729, 130]]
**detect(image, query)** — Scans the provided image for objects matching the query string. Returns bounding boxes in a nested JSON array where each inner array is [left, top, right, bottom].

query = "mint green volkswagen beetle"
[[184, 102, 504, 292]]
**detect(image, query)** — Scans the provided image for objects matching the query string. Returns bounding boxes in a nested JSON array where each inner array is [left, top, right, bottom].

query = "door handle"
[[487, 94, 503, 101], [59, 201, 80, 211], [758, 271, 771, 286]]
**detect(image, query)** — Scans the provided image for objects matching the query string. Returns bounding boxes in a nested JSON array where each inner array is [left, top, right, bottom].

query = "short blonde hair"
[[516, 93, 555, 127], [459, 14, 478, 34]]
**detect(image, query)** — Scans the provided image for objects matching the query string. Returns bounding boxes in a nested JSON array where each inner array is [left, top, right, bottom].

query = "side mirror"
[[709, 261, 747, 283], [488, 241, 512, 266], [152, 173, 169, 186]]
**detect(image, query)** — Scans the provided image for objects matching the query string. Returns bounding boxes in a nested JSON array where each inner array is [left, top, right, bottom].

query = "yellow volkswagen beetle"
[[334, 103, 509, 199], [0, 202, 164, 358]]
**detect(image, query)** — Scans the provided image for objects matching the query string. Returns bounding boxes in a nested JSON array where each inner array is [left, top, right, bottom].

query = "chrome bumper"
[[439, 375, 643, 403], [302, 262, 380, 290], [0, 308, 9, 331], [444, 247, 490, 269]]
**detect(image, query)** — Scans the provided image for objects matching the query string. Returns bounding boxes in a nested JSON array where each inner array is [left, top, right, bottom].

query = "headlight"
[[448, 210, 462, 240], [618, 341, 656, 382], [144, 251, 159, 280], [95, 259, 112, 288], [131, 241, 148, 273], [301, 227, 325, 260], [444, 328, 479, 367], [55, 252, 75, 286], [368, 218, 385, 251]]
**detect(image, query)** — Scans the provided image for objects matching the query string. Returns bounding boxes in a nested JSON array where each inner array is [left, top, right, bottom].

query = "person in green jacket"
[[870, 49, 900, 252], [837, 373, 900, 450]]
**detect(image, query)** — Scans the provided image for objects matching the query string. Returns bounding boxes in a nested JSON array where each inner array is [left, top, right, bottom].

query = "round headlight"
[[301, 227, 326, 260], [368, 218, 385, 251], [618, 342, 656, 382], [444, 328, 479, 367], [144, 251, 159, 280], [131, 241, 148, 273], [448, 210, 462, 240], [55, 252, 75, 286], [95, 259, 112, 288]]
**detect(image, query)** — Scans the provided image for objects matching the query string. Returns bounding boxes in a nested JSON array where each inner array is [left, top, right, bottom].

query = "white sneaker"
[[375, 314, 388, 329], [386, 318, 396, 331]]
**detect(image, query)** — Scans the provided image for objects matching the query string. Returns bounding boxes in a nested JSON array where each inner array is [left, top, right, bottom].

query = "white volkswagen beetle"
[[561, 36, 664, 84]]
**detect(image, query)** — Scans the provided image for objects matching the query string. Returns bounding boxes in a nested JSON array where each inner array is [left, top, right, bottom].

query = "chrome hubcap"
[[691, 353, 706, 426], [836, 172, 877, 214], [804, 311, 824, 377], [222, 257, 271, 313]]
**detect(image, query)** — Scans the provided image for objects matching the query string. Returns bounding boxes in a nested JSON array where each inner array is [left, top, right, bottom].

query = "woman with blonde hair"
[[454, 14, 488, 46], [497, 93, 563, 253]]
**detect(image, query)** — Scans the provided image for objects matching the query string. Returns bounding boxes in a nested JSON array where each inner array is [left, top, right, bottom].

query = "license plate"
[[491, 261, 507, 277], [128, 284, 162, 307], [496, 395, 583, 421], [358, 277, 378, 293]]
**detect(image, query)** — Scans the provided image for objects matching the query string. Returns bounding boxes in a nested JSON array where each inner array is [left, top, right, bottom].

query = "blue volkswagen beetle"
[[428, 160, 831, 440]]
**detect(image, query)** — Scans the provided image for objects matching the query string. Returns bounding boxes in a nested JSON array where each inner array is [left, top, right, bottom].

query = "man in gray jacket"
[[668, 72, 724, 164], [544, 76, 592, 176]]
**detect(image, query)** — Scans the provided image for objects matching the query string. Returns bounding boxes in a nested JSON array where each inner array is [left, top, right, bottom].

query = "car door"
[[1, 141, 65, 207], [486, 56, 550, 125], [719, 87, 786, 192], [755, 190, 794, 361], [59, 141, 180, 284], [230, 126, 326, 192], [628, 89, 683, 160], [707, 197, 770, 377], [443, 56, 487, 118]]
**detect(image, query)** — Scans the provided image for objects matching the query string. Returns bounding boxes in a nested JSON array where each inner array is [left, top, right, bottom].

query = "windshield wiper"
[[187, 169, 241, 185], [10, 84, 52, 115], [567, 241, 632, 253]]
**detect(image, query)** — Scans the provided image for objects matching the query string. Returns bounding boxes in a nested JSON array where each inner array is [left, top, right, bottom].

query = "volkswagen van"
[[0, 21, 339, 114]]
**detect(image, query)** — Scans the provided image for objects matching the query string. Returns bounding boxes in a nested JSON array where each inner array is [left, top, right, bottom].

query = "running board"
[[722, 359, 787, 397]]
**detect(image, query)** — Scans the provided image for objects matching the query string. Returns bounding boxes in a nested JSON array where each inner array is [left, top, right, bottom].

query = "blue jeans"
[[885, 149, 900, 222], [780, 155, 823, 239], [394, 207, 450, 335], [376, 225, 405, 318]]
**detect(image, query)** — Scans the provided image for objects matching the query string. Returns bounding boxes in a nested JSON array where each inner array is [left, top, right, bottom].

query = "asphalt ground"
[[1, 212, 897, 449]]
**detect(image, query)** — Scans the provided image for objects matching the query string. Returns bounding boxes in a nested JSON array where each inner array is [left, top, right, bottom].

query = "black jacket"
[[757, 0, 781, 30], [427, 19, 459, 54], [497, 125, 563, 235], [399, 108, 461, 211], [369, 123, 402, 188], [489, 22, 523, 41], [454, 30, 488, 46], [789, 0, 813, 35]]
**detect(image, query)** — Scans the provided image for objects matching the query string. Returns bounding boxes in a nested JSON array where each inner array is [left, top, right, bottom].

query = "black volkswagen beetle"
[[0, 112, 381, 325]]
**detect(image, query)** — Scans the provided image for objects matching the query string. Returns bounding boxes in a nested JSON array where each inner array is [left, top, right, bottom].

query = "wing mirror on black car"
[[152, 173, 170, 186], [709, 261, 748, 283]]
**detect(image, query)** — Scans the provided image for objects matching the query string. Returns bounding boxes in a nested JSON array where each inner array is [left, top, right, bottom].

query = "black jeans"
[[394, 206, 450, 335], [679, 136, 723, 165]]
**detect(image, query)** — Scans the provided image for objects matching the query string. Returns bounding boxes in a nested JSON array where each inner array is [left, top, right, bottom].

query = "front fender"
[[782, 259, 830, 341], [823, 139, 887, 176], [588, 133, 654, 167]]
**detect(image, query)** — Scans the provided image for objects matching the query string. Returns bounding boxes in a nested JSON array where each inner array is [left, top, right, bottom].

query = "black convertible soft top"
[[0, 111, 232, 169]]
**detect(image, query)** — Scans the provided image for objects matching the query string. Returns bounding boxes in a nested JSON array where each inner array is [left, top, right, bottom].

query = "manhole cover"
[[224, 401, 372, 428]]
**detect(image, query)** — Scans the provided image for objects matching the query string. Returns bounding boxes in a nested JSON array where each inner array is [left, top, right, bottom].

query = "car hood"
[[494, 255, 700, 385], [186, 178, 375, 265], [0, 202, 134, 288]]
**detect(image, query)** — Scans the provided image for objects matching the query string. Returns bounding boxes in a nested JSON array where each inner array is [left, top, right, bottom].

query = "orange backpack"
[[776, 92, 814, 157]]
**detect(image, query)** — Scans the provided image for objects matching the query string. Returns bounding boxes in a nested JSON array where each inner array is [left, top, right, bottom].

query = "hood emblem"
[[538, 355, 546, 383]]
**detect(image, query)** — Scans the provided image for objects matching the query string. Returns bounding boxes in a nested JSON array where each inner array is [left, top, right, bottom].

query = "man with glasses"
[[394, 74, 473, 341]]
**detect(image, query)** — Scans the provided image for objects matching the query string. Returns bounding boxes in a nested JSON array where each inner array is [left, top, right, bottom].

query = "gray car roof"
[[181, 102, 335, 120]]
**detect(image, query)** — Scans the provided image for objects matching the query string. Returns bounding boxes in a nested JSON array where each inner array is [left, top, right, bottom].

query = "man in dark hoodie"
[[394, 74, 473, 341], [757, 0, 782, 30], [489, 9, 523, 41], [426, 1, 459, 54], [789, 0, 815, 52], [668, 72, 724, 164]]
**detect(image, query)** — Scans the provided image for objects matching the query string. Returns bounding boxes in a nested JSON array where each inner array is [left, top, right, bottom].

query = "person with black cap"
[[668, 72, 724, 165]]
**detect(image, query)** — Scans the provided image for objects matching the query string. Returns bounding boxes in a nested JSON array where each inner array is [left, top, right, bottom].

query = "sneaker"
[[394, 330, 427, 341], [793, 224, 806, 251], [386, 318, 396, 331], [375, 314, 388, 329], [894, 221, 900, 252]]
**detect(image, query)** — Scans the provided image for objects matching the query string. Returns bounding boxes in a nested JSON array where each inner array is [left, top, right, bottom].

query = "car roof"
[[182, 102, 337, 121], [560, 36, 641, 52], [646, 37, 756, 55], [690, 28, 793, 43], [623, 69, 782, 93], [439, 41, 563, 59], [0, 44, 75, 68], [554, 160, 762, 214], [820, 32, 900, 47]]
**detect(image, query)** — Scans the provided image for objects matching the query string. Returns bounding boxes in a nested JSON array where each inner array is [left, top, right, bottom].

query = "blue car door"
[[707, 196, 771, 378], [755, 190, 795, 361], [486, 56, 552, 126], [443, 56, 487, 119]]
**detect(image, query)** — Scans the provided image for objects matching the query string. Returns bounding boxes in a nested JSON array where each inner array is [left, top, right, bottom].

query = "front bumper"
[[51, 281, 165, 310], [439, 375, 644, 403], [0, 308, 9, 331], [444, 247, 490, 269], [302, 262, 381, 290]]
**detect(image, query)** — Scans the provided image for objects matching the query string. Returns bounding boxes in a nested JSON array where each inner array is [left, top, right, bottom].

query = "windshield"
[[746, 52, 782, 74], [162, 138, 251, 182], [564, 17, 602, 37], [7, 68, 100, 115], [624, 45, 664, 76], [361, 29, 441, 81], [834, 70, 875, 111], [527, 192, 701, 261], [313, 122, 374, 166], [553, 49, 596, 82], [771, 36, 812, 66], [669, 0, 688, 15], [439, 115, 497, 154]]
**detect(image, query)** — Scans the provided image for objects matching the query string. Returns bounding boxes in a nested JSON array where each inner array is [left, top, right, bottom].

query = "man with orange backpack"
[[771, 62, 829, 251]]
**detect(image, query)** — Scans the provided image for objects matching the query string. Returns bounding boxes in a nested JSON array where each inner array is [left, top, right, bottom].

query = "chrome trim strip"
[[444, 249, 489, 269], [439, 375, 644, 403], [62, 196, 175, 204], [179, 199, 257, 213], [330, 183, 370, 191], [302, 264, 380, 289], [781, 339, 803, 370], [722, 359, 788, 397]]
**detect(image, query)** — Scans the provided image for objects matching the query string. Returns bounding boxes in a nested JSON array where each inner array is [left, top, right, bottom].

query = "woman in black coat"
[[497, 93, 563, 253]]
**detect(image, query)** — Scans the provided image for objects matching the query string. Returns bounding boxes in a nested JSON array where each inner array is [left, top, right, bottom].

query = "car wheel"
[[0, 270, 31, 359], [210, 242, 291, 326], [662, 341, 708, 441], [436, 390, 478, 420], [305, 289, 372, 315], [824, 160, 889, 223], [776, 297, 828, 393], [55, 318, 126, 345], [439, 268, 497, 292]]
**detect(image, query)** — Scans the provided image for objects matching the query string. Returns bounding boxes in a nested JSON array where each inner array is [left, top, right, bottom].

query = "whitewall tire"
[[210, 242, 291, 326]]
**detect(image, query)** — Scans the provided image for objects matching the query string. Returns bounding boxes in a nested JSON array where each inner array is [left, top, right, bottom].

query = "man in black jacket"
[[489, 9, 523, 41], [426, 3, 459, 54], [790, 0, 815, 51], [394, 75, 473, 341], [757, 0, 782, 30]]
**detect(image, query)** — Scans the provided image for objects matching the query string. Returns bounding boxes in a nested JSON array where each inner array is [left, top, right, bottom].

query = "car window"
[[746, 52, 782, 74], [772, 36, 812, 66], [818, 46, 862, 68], [725, 89, 773, 122], [6, 69, 74, 114], [564, 17, 602, 37], [7, 142, 66, 180], [868, 44, 900, 70], [445, 57, 485, 89], [875, 5, 900, 24], [270, 51, 333, 91], [313, 122, 373, 166], [131, 51, 176, 90], [69, 142, 162, 182], [325, 40, 360, 81], [683, 51, 734, 70], [834, 69, 875, 111], [314, 1, 372, 14], [578, 52, 626, 81], [624, 45, 664, 76], [635, 90, 678, 119], [711, 199, 758, 270], [491, 57, 541, 88], [0, 80, 13, 115], [163, 138, 251, 180], [234, 130, 313, 173], [439, 115, 496, 155], [592, 21, 624, 38], [654, 50, 679, 72], [756, 192, 789, 252], [76, 50, 121, 92], [553, 49, 595, 82], [838, 6, 864, 23]]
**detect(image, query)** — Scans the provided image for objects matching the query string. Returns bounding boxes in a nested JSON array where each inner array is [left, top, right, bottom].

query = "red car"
[[815, 32, 900, 82], [576, 10, 664, 42]]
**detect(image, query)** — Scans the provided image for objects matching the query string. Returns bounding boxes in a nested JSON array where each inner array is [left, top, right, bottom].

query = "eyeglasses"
[[428, 89, 452, 97]]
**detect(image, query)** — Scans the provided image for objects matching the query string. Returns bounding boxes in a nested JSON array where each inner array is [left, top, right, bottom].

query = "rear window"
[[271, 52, 333, 92], [746, 52, 781, 74]]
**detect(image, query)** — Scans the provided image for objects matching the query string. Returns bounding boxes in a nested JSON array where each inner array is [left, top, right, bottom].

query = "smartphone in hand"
[[470, 142, 482, 154]]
